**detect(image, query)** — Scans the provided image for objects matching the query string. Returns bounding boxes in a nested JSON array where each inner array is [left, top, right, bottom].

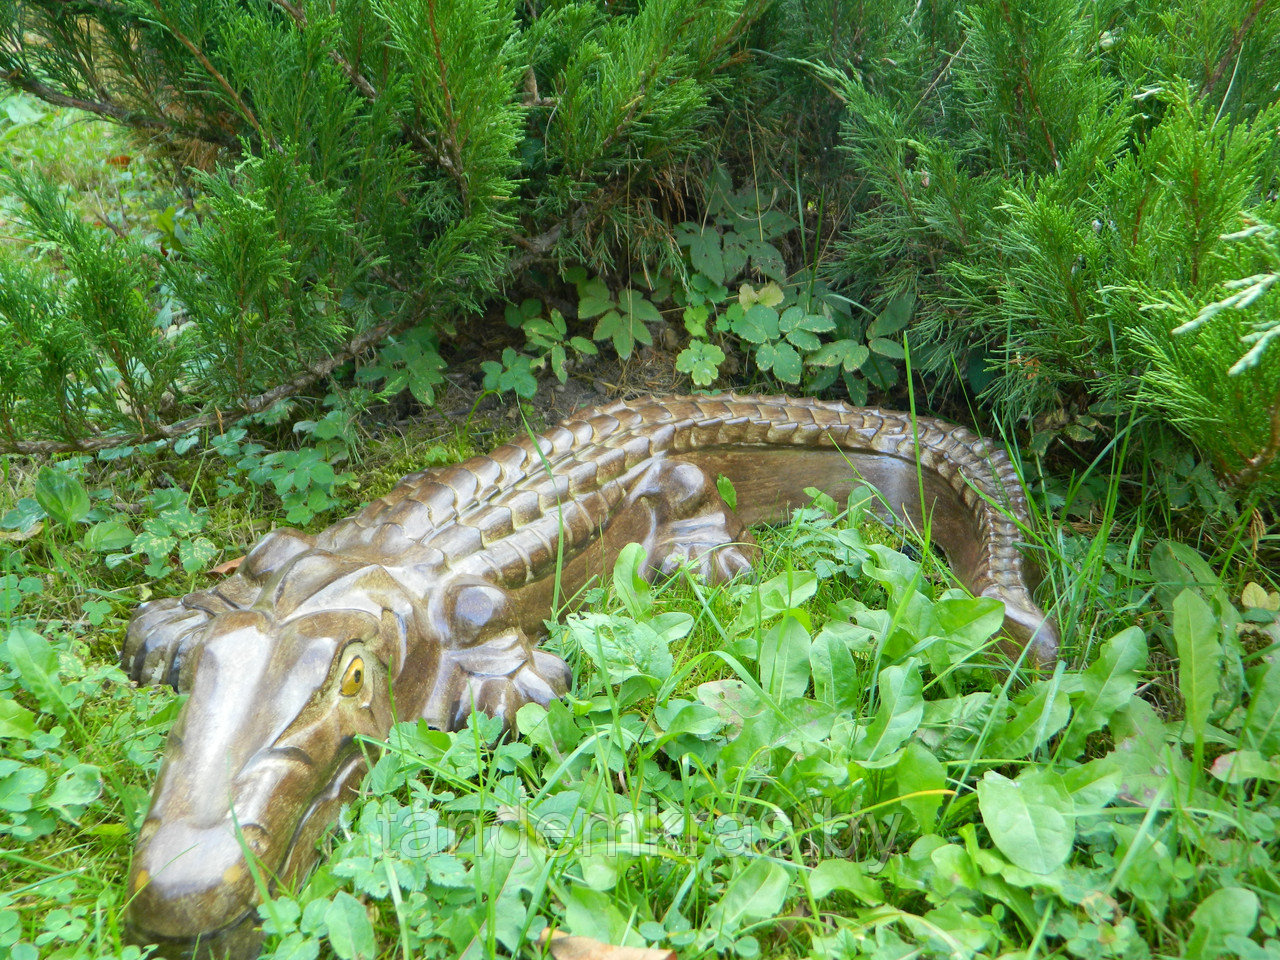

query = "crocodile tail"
[[619, 394, 1059, 663]]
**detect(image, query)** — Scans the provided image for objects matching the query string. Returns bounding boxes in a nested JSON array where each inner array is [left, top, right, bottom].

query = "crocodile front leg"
[[121, 528, 315, 690], [628, 457, 759, 583], [421, 577, 572, 732]]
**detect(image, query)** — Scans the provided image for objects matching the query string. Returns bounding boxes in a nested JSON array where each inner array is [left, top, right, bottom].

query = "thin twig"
[[2, 69, 237, 147], [146, 1, 266, 142], [1201, 0, 1271, 101]]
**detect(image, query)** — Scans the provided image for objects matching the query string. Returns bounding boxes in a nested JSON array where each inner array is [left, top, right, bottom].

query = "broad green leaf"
[[697, 678, 766, 735], [1208, 749, 1280, 783], [716, 475, 737, 511], [568, 612, 684, 684], [34, 467, 90, 526], [47, 764, 102, 816], [1, 497, 45, 533], [990, 679, 1071, 759], [683, 303, 710, 338], [784, 327, 821, 351], [1149, 540, 1227, 611], [133, 519, 176, 561], [760, 615, 812, 701], [612, 542, 651, 618], [867, 292, 914, 337], [5, 626, 67, 719], [1173, 588, 1221, 739], [179, 537, 219, 573], [1063, 626, 1147, 752], [809, 860, 882, 903], [977, 770, 1074, 875], [707, 859, 789, 936], [577, 279, 614, 319], [0, 762, 47, 813], [675, 340, 725, 386], [856, 660, 924, 763], [809, 339, 869, 372], [324, 891, 376, 960], [930, 596, 1005, 664], [1243, 656, 1280, 753], [721, 230, 748, 279], [896, 740, 947, 832], [653, 699, 723, 739], [688, 228, 725, 284], [765, 341, 802, 383], [778, 305, 805, 332], [734, 303, 779, 344], [1060, 755, 1120, 810], [809, 626, 861, 710], [82, 520, 135, 552], [617, 287, 661, 323], [0, 700, 37, 740], [565, 885, 644, 946], [868, 336, 905, 359], [738, 281, 784, 308], [1187, 887, 1258, 960], [746, 240, 786, 282], [753, 569, 817, 618], [796, 311, 836, 333]]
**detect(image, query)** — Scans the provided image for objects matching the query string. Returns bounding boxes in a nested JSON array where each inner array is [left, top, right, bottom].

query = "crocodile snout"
[[128, 818, 269, 944]]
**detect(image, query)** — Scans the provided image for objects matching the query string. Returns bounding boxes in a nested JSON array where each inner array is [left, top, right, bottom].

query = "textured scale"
[[304, 394, 1036, 606]]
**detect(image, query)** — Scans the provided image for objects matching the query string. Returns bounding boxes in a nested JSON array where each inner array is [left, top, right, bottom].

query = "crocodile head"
[[126, 561, 415, 956]]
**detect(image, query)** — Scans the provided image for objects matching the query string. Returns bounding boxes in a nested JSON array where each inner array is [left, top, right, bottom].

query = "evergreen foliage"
[[835, 0, 1280, 494], [3, 0, 1280, 499], [0, 0, 766, 451]]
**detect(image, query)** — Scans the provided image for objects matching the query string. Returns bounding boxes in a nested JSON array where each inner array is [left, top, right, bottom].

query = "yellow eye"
[[340, 657, 364, 697]]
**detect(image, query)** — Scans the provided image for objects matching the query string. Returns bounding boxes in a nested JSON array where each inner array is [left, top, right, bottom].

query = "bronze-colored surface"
[[121, 393, 1059, 956]]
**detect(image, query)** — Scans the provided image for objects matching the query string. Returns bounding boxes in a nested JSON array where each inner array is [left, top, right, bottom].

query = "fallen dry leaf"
[[0, 522, 43, 542], [210, 556, 245, 576], [538, 929, 676, 960], [1242, 581, 1280, 611]]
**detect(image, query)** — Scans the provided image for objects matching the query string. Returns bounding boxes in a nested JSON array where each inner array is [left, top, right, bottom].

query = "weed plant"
[[3, 435, 1279, 959]]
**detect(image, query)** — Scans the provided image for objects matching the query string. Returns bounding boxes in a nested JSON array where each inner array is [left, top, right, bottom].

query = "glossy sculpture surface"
[[122, 393, 1059, 957]]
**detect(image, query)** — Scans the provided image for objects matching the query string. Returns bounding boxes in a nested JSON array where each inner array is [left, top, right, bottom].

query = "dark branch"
[[1202, 0, 1272, 101], [2, 69, 238, 147]]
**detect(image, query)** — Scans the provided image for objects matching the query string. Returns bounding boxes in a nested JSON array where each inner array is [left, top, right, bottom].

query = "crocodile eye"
[[340, 656, 364, 697]]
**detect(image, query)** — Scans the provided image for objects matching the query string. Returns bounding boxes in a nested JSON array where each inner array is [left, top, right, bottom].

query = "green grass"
[[3, 431, 1280, 959]]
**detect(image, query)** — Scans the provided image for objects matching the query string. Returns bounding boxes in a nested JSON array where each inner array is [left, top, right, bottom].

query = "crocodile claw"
[[123, 597, 214, 690], [438, 634, 571, 733]]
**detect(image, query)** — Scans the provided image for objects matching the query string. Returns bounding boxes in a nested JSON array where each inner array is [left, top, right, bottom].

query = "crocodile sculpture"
[[122, 393, 1058, 957]]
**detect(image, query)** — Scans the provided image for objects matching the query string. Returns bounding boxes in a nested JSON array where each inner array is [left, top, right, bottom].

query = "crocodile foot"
[[630, 457, 759, 584], [436, 635, 572, 732], [123, 597, 216, 690], [422, 577, 572, 732]]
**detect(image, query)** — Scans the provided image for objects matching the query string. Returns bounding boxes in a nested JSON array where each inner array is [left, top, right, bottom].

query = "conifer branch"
[[0, 310, 414, 456], [1, 68, 237, 147], [422, 0, 468, 210], [263, 0, 462, 178], [997, 0, 1060, 171], [1202, 0, 1272, 101], [1226, 388, 1280, 488], [145, 0, 266, 143]]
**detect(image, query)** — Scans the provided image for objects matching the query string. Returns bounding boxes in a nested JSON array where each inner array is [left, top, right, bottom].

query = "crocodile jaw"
[[126, 605, 402, 951]]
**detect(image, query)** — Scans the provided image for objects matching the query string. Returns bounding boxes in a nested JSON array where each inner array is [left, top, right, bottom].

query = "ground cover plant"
[[3, 0, 1280, 957]]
